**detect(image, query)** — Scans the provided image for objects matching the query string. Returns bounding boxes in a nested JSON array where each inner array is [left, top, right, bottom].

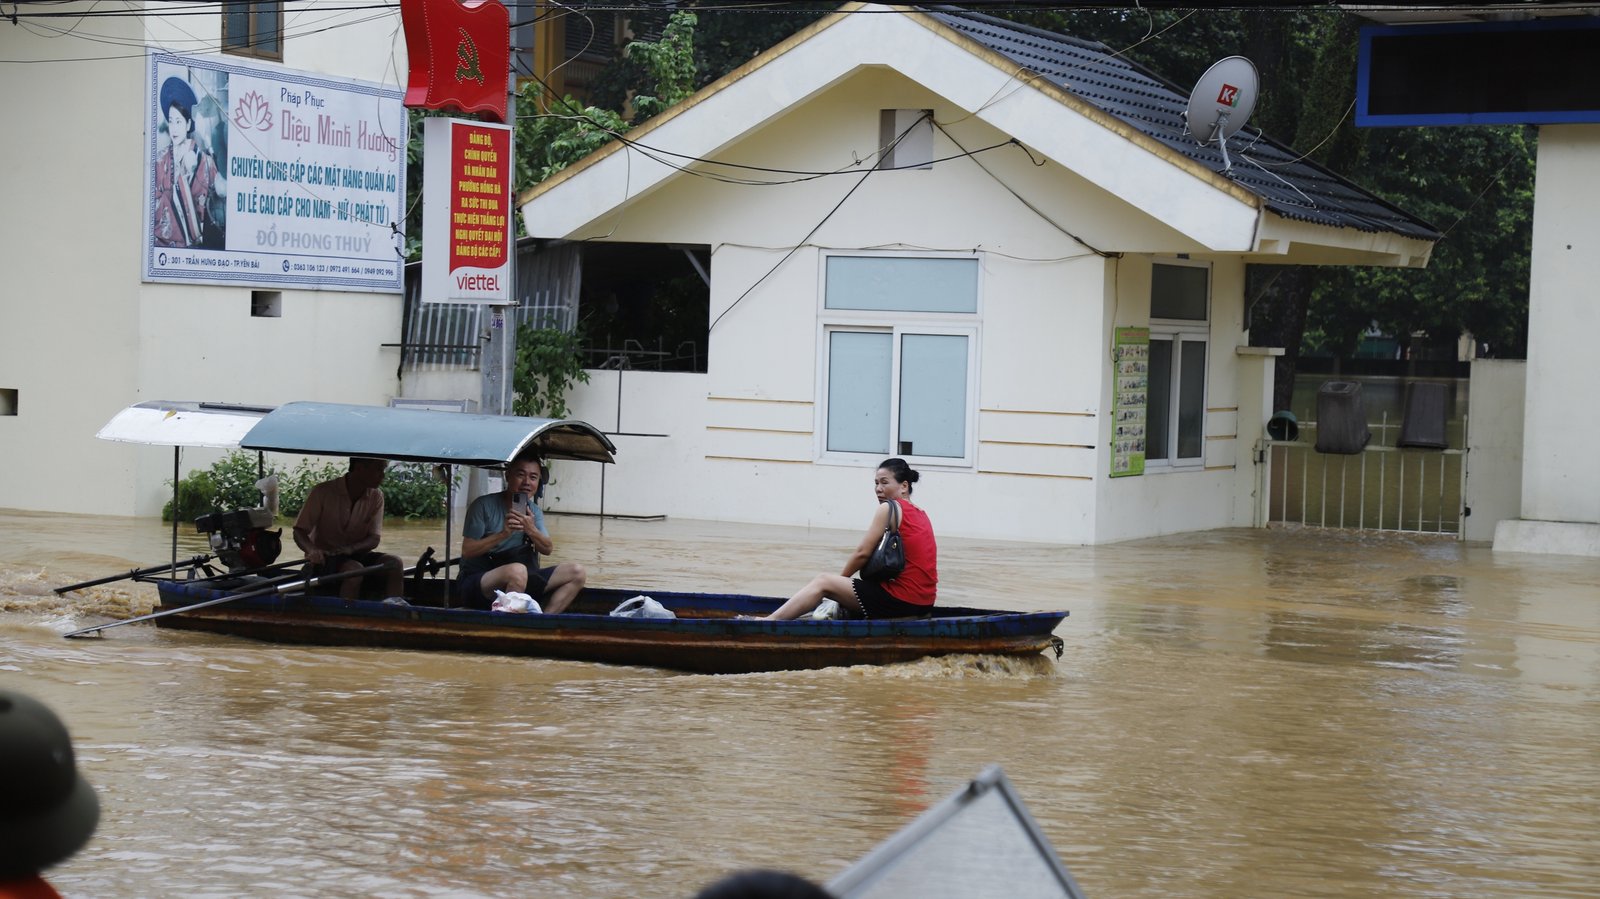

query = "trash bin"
[[1315, 381, 1371, 454], [1398, 382, 1449, 449], [1267, 410, 1299, 442]]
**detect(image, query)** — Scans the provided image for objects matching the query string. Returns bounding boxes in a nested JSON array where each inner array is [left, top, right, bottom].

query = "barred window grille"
[[399, 243, 581, 372]]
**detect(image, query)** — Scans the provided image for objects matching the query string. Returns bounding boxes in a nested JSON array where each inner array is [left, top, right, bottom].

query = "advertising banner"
[[142, 51, 407, 292], [1111, 326, 1149, 477], [420, 117, 512, 304]]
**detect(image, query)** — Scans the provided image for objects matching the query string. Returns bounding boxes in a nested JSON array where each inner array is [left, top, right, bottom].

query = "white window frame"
[[816, 252, 981, 469], [1145, 260, 1211, 471]]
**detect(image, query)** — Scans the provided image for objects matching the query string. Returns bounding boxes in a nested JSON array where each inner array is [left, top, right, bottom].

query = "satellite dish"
[[1183, 55, 1259, 174]]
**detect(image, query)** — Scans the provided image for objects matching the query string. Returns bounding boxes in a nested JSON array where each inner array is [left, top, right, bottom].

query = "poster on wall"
[[420, 117, 512, 304], [142, 51, 407, 292], [1111, 326, 1149, 477]]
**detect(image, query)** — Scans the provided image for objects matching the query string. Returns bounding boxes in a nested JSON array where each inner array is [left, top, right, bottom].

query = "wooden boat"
[[76, 400, 1070, 674], [149, 578, 1068, 674]]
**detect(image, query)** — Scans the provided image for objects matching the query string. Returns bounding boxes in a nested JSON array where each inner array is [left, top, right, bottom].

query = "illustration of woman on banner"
[[153, 74, 226, 248]]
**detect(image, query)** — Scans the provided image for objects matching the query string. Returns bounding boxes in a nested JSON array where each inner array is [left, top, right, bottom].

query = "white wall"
[[0, 3, 408, 517], [1465, 360, 1525, 544], [1518, 125, 1600, 526]]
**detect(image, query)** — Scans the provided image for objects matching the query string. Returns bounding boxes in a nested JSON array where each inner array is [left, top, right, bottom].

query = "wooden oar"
[[54, 555, 215, 594], [62, 562, 393, 639]]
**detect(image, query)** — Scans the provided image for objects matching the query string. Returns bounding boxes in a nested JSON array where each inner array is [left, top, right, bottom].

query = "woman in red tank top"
[[764, 458, 938, 620]]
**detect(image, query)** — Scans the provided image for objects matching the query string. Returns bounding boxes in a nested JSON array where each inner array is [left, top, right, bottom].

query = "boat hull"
[[151, 582, 1068, 674]]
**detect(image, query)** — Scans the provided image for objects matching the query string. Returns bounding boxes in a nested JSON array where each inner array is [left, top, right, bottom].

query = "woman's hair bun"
[[878, 457, 919, 485]]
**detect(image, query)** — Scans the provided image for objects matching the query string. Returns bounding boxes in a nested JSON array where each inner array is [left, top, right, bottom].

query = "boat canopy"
[[239, 402, 616, 465], [96, 401, 616, 465], [96, 401, 275, 448]]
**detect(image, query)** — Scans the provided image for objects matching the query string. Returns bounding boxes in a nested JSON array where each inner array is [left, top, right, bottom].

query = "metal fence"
[[398, 243, 581, 371], [1265, 413, 1468, 536]]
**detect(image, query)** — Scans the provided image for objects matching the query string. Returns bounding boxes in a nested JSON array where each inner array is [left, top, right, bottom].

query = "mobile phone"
[[512, 492, 526, 512]]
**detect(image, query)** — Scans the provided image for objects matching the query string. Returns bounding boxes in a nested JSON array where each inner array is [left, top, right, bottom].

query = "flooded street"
[[4, 508, 1599, 897]]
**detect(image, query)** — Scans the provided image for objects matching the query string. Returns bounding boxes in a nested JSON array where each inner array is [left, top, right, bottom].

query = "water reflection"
[[2, 510, 1599, 897]]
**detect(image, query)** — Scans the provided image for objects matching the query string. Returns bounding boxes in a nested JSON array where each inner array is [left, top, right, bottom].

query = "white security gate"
[[1264, 413, 1468, 536]]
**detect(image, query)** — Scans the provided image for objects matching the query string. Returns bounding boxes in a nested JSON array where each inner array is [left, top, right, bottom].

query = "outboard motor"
[[193, 509, 283, 572]]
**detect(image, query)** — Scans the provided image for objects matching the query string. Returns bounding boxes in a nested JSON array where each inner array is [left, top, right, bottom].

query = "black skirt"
[[851, 578, 933, 619]]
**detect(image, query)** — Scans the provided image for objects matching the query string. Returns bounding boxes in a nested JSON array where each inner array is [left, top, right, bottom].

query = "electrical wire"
[[706, 111, 929, 334], [930, 118, 1116, 258]]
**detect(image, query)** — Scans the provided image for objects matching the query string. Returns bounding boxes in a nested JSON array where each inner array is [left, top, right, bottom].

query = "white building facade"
[[1, 1, 409, 517]]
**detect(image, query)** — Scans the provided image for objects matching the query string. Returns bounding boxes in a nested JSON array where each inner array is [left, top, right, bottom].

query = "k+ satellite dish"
[[1183, 56, 1259, 176]]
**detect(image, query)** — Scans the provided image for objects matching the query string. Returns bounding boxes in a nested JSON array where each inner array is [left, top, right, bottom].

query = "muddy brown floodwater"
[[3, 508, 1599, 898]]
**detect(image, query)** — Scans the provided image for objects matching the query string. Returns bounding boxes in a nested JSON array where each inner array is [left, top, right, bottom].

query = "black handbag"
[[859, 500, 905, 582]]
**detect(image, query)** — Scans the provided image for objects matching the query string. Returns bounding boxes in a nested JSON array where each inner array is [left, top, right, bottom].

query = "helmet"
[[0, 691, 100, 878]]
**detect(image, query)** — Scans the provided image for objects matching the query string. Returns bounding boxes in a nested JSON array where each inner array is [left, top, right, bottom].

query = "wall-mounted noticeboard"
[[1111, 327, 1148, 477]]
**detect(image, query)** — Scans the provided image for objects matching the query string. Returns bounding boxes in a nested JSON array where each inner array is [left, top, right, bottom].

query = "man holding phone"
[[456, 453, 588, 612]]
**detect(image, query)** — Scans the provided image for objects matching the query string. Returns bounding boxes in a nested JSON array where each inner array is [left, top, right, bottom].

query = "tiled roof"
[[925, 7, 1441, 241]]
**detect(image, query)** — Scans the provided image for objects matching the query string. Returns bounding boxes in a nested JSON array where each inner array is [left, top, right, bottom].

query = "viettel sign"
[[400, 0, 509, 122]]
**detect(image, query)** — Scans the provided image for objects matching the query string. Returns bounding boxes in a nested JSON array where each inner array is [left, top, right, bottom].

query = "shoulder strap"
[[884, 498, 902, 533]]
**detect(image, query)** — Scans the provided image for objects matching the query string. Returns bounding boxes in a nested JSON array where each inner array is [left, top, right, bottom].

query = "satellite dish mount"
[[1184, 56, 1259, 176]]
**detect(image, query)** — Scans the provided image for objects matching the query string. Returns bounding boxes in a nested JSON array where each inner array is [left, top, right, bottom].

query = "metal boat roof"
[[96, 401, 616, 465], [239, 402, 616, 465], [96, 401, 275, 449]]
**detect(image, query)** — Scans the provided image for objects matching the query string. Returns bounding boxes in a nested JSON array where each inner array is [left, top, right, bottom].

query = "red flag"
[[401, 0, 510, 123]]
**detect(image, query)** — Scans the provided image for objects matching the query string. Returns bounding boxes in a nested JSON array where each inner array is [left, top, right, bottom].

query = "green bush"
[[380, 463, 456, 520], [163, 451, 269, 521], [276, 457, 346, 519], [164, 452, 456, 522]]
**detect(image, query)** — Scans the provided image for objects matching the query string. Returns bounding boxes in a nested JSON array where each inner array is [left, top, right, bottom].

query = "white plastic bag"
[[491, 589, 542, 614], [609, 595, 676, 619], [810, 599, 843, 620]]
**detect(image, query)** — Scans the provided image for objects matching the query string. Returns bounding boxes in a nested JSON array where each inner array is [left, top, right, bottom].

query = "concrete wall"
[[1464, 360, 1525, 544], [1519, 125, 1600, 526], [0, 3, 408, 517]]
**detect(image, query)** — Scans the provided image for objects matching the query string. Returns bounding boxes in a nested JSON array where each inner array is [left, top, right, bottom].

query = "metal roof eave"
[[238, 402, 617, 466], [1250, 212, 1436, 267], [95, 401, 276, 449]]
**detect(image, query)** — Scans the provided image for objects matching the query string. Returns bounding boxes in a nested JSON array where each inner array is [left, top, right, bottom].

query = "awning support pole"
[[171, 446, 180, 578]]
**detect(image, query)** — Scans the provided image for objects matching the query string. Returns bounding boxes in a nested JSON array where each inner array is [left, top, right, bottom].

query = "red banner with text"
[[421, 118, 511, 303]]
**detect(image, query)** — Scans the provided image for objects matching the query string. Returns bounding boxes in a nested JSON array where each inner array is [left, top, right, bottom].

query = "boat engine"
[[193, 508, 283, 572]]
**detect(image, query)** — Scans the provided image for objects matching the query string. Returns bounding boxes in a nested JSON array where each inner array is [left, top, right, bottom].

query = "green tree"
[[1006, 8, 1533, 400], [512, 323, 590, 419], [513, 9, 701, 190]]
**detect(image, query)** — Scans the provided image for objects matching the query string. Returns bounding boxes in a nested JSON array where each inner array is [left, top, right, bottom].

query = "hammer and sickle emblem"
[[456, 27, 483, 84]]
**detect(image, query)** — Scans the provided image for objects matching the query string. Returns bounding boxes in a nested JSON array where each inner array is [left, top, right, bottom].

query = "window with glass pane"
[[825, 257, 978, 313], [1147, 338, 1172, 461], [223, 1, 283, 59], [1151, 264, 1208, 320], [1147, 334, 1206, 464], [1177, 339, 1206, 458], [899, 334, 968, 457], [827, 332, 893, 454]]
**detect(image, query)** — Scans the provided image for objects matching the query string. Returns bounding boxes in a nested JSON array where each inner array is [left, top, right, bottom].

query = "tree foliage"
[[512, 323, 591, 419], [1004, 7, 1535, 404], [513, 10, 701, 190]]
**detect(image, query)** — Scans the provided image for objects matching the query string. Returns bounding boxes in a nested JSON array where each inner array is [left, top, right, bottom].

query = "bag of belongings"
[[609, 595, 675, 619]]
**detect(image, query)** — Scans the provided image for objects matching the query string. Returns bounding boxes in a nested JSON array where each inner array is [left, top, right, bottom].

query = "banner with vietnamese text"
[[420, 117, 513, 304], [141, 51, 406, 292]]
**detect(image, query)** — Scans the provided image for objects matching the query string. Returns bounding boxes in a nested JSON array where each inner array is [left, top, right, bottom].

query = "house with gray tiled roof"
[[517, 2, 1439, 545]]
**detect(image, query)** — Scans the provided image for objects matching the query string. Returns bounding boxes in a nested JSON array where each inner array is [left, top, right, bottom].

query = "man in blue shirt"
[[456, 455, 587, 612]]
